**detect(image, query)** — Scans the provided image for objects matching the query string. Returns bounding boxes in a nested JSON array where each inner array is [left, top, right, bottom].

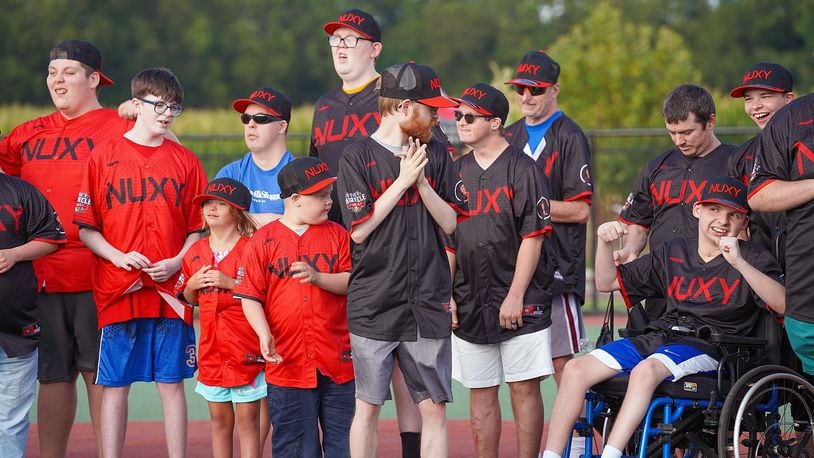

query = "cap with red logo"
[[729, 62, 793, 98], [505, 50, 560, 88], [232, 87, 292, 122], [278, 157, 337, 199], [698, 176, 749, 214], [323, 8, 382, 42], [380, 62, 457, 108], [51, 40, 114, 86], [453, 83, 509, 125], [193, 178, 252, 211]]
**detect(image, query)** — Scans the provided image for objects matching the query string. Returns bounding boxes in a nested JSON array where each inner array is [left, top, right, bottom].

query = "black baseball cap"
[[192, 178, 252, 211], [232, 87, 292, 122], [380, 62, 457, 108], [323, 8, 382, 42], [51, 40, 114, 86], [278, 158, 337, 199], [505, 50, 560, 88], [698, 176, 749, 214], [730, 62, 793, 98], [452, 83, 510, 125]]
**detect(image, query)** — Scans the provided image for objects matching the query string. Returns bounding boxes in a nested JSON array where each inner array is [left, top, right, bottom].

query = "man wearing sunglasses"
[[215, 87, 295, 227], [504, 47, 593, 400], [449, 82, 555, 458]]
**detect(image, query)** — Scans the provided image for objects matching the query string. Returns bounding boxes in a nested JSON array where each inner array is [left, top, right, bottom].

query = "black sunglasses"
[[513, 85, 547, 96], [240, 113, 282, 125], [454, 111, 492, 124]]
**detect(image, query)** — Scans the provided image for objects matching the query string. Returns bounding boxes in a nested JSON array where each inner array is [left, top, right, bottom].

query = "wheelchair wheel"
[[718, 368, 814, 458]]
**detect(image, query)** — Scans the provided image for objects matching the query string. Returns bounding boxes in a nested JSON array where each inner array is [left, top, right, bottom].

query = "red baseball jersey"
[[233, 220, 354, 389], [750, 93, 814, 323], [0, 108, 130, 292], [175, 237, 263, 388], [74, 136, 207, 327], [505, 113, 593, 300]]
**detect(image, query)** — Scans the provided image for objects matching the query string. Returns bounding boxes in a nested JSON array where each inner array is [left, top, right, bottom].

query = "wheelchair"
[[567, 306, 814, 458]]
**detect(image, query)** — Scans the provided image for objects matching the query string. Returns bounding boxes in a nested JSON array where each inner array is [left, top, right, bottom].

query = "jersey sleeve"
[[749, 112, 793, 197], [0, 127, 23, 177], [336, 225, 352, 272], [233, 235, 268, 304], [513, 161, 551, 239], [616, 246, 666, 308], [557, 129, 593, 203], [21, 180, 67, 244], [174, 244, 199, 301], [618, 165, 654, 228], [429, 140, 458, 205], [183, 159, 208, 235], [742, 241, 784, 310], [336, 146, 374, 229], [73, 150, 103, 231]]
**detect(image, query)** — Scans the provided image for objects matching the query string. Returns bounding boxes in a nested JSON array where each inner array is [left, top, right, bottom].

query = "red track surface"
[[27, 420, 552, 457]]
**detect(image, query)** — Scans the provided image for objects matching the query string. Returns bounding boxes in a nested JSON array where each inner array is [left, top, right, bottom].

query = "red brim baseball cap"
[[729, 62, 793, 98], [323, 8, 382, 42]]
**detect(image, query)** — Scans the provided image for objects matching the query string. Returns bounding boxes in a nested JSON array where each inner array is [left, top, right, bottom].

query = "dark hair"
[[131, 67, 184, 104], [662, 84, 715, 125]]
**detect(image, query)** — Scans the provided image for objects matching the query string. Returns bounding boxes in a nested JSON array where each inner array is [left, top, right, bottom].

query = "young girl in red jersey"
[[175, 177, 267, 458]]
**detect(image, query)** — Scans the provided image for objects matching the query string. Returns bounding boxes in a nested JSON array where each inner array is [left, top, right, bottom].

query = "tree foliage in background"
[[2, 0, 811, 111]]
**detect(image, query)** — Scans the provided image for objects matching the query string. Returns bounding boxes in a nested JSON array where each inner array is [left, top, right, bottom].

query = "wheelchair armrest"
[[701, 328, 767, 348], [618, 327, 643, 338]]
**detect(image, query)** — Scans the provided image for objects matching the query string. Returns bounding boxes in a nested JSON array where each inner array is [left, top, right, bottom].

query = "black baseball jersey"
[[727, 137, 787, 270], [750, 93, 814, 323], [450, 145, 554, 344], [619, 144, 737, 249], [505, 114, 593, 300], [337, 136, 456, 341], [0, 174, 66, 356], [617, 237, 781, 337]]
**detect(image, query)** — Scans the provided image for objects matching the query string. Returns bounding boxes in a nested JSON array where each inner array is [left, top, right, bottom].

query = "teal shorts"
[[195, 371, 267, 403], [785, 316, 814, 375]]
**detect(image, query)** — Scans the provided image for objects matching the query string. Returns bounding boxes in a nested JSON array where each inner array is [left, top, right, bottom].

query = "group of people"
[[0, 6, 812, 458]]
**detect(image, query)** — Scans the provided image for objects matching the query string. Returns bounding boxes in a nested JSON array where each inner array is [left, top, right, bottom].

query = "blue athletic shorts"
[[590, 337, 718, 381], [95, 318, 197, 386], [195, 372, 267, 403]]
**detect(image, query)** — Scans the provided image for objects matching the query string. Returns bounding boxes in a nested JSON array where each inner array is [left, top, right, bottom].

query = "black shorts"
[[37, 291, 100, 383]]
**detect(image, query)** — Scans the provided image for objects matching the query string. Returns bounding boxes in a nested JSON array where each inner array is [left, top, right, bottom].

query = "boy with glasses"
[[450, 83, 555, 458], [74, 67, 207, 458], [216, 87, 295, 227]]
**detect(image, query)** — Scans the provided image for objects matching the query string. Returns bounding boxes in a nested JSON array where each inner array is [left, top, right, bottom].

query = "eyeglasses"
[[139, 98, 184, 117], [240, 113, 282, 125], [328, 35, 370, 48], [513, 85, 547, 96], [454, 111, 492, 124]]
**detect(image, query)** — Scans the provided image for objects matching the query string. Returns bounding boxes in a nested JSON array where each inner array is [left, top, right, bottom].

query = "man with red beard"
[[336, 62, 458, 458]]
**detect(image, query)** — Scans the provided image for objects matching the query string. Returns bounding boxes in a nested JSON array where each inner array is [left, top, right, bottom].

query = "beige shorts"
[[452, 327, 554, 388]]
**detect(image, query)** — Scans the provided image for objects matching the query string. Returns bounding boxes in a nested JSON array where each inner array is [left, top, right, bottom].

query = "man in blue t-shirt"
[[216, 87, 296, 226]]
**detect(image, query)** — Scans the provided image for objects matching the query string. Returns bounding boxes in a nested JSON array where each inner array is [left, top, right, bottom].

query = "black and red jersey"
[[449, 145, 554, 344], [728, 136, 786, 270], [505, 114, 592, 300], [617, 237, 781, 336], [750, 93, 814, 323], [619, 144, 737, 249], [336, 136, 456, 341], [0, 174, 66, 356]]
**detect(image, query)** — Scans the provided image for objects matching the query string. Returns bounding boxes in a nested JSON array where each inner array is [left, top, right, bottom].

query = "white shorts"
[[452, 328, 554, 388], [550, 293, 586, 358]]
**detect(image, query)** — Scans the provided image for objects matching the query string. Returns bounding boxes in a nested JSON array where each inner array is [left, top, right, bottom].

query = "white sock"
[[542, 450, 562, 458], [600, 445, 622, 458]]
